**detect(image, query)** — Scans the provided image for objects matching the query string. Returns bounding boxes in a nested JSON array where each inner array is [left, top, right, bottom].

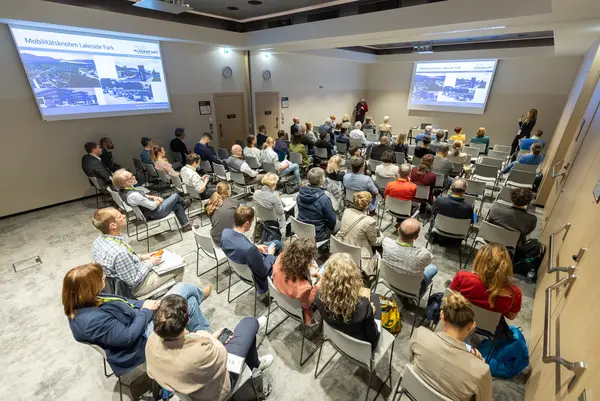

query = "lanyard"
[[98, 296, 136, 309], [396, 240, 413, 247], [103, 235, 136, 254]]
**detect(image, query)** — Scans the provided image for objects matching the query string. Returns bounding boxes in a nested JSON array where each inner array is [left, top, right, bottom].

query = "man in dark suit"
[[369, 135, 393, 161], [82, 142, 113, 190], [290, 117, 300, 136], [169, 127, 189, 169], [431, 178, 474, 220], [99, 137, 122, 172]]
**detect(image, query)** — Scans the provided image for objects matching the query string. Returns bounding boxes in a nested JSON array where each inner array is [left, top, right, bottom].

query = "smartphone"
[[217, 328, 233, 344]]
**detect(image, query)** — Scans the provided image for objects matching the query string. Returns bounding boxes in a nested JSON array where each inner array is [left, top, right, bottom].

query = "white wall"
[[0, 23, 247, 217], [250, 52, 368, 132], [366, 56, 582, 146]]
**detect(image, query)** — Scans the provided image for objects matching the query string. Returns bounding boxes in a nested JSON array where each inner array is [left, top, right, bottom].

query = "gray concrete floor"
[[0, 188, 538, 401]]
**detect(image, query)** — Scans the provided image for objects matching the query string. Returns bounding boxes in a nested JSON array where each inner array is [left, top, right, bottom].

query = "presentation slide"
[[407, 59, 498, 115], [10, 26, 171, 121]]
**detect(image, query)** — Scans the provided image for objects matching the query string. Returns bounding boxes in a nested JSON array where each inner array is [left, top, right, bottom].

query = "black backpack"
[[513, 239, 546, 281]]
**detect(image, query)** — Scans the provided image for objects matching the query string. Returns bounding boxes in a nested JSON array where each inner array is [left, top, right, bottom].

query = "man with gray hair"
[[432, 178, 473, 220], [384, 163, 417, 201], [319, 118, 333, 135], [297, 167, 338, 241], [349, 121, 368, 147], [225, 144, 264, 185], [379, 116, 392, 133], [416, 125, 433, 145]]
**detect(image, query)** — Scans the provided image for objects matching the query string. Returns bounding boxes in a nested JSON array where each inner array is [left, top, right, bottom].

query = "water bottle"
[[527, 269, 536, 281]]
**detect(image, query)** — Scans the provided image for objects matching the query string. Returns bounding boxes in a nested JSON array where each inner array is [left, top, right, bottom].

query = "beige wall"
[[0, 24, 247, 217], [250, 52, 368, 133], [366, 56, 581, 147]]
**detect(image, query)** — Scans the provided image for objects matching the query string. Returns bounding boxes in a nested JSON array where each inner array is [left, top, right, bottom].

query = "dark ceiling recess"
[[307, 9, 340, 23], [358, 0, 400, 14], [227, 6, 239, 11], [248, 0, 263, 4]]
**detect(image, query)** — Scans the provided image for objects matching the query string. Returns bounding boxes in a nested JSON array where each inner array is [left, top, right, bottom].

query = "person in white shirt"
[[226, 145, 264, 185], [243, 135, 262, 165], [374, 149, 399, 196], [350, 121, 368, 147], [180, 153, 216, 199], [305, 122, 317, 143], [260, 137, 301, 182]]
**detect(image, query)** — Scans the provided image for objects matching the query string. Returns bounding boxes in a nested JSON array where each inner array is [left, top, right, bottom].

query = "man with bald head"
[[382, 218, 438, 295], [225, 144, 264, 185], [432, 178, 473, 221], [369, 135, 392, 161], [290, 117, 300, 136]]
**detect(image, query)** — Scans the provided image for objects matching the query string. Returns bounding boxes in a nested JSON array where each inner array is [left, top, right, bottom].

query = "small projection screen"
[[10, 25, 172, 121], [407, 59, 498, 115]]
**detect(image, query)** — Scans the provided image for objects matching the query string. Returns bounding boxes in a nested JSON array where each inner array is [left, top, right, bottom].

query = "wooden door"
[[255, 92, 280, 137], [525, 94, 600, 401], [213, 93, 247, 151]]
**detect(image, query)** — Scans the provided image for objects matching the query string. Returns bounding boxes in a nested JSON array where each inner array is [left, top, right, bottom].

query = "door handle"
[[219, 124, 223, 137], [275, 117, 279, 129], [552, 159, 567, 178], [543, 273, 586, 390]]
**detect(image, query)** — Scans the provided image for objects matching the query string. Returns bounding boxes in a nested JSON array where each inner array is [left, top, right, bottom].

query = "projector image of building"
[[36, 88, 98, 107]]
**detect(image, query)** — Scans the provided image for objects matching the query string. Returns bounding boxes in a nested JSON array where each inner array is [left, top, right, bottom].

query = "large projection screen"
[[10, 25, 171, 121], [407, 59, 498, 115]]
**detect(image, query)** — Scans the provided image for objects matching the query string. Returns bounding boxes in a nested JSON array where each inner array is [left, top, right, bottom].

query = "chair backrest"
[[186, 183, 203, 200], [512, 162, 538, 172], [415, 185, 430, 199], [433, 214, 471, 237], [330, 235, 362, 267], [375, 174, 395, 189], [289, 152, 303, 165], [434, 173, 445, 188], [350, 138, 363, 148], [230, 171, 246, 186], [463, 194, 476, 207], [399, 364, 454, 401], [170, 175, 187, 194], [451, 163, 463, 174], [267, 277, 304, 321], [235, 139, 245, 148], [200, 160, 213, 173], [472, 163, 498, 180], [465, 179, 486, 197], [213, 163, 228, 180], [477, 221, 520, 250], [469, 142, 486, 153], [493, 145, 511, 153], [385, 197, 412, 217], [193, 227, 216, 256], [429, 144, 440, 154], [130, 205, 147, 222], [144, 163, 159, 179], [337, 141, 348, 154], [408, 144, 416, 156], [172, 152, 183, 164], [228, 258, 255, 283], [345, 188, 356, 204], [463, 147, 480, 158], [368, 159, 382, 172], [495, 186, 513, 204], [517, 149, 529, 158], [411, 156, 421, 167], [363, 128, 374, 135], [155, 168, 172, 185], [262, 161, 277, 174], [290, 216, 316, 239], [480, 156, 503, 169], [132, 157, 145, 172], [217, 148, 229, 159], [472, 304, 502, 335], [488, 150, 509, 160], [245, 156, 261, 169], [88, 176, 103, 191], [323, 320, 372, 368], [395, 152, 405, 164], [379, 259, 422, 300], [254, 202, 277, 222], [314, 147, 328, 159], [366, 133, 379, 142], [507, 169, 537, 186]]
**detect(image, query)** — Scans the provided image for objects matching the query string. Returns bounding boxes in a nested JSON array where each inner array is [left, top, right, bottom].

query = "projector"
[[133, 0, 193, 15], [413, 44, 433, 54]]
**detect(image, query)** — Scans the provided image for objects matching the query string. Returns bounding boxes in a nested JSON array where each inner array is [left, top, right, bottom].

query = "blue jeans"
[[501, 162, 515, 175], [145, 282, 212, 337], [369, 195, 379, 212], [419, 264, 438, 295], [147, 193, 189, 227], [280, 162, 301, 182]]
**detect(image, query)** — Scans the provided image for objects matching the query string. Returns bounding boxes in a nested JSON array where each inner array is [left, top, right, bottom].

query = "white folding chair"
[[289, 152, 303, 166], [144, 163, 166, 193], [345, 188, 357, 207], [226, 258, 259, 317], [488, 150, 509, 161], [464, 194, 476, 207], [350, 138, 363, 148], [192, 227, 229, 292], [374, 174, 395, 190], [465, 220, 520, 269], [290, 216, 329, 249], [395, 151, 406, 164], [314, 147, 329, 160], [463, 146, 480, 160], [363, 128, 374, 135], [107, 187, 139, 236], [87, 176, 111, 208], [217, 148, 229, 160], [367, 133, 379, 142], [495, 186, 513, 206], [450, 162, 463, 177], [391, 364, 453, 401], [245, 156, 261, 170], [172, 365, 260, 401], [426, 214, 472, 267], [375, 259, 433, 337], [213, 163, 231, 182], [408, 145, 416, 156], [471, 164, 500, 198], [368, 159, 383, 172], [337, 141, 348, 156], [429, 144, 439, 154], [512, 162, 538, 172], [505, 169, 537, 189], [185, 184, 209, 224], [493, 144, 511, 153], [330, 235, 363, 270], [230, 171, 258, 200], [469, 142, 486, 154], [472, 304, 503, 362], [415, 185, 430, 201], [411, 156, 421, 167], [314, 320, 396, 401], [480, 156, 503, 169], [264, 278, 322, 365], [129, 205, 183, 252], [434, 173, 445, 189], [379, 197, 415, 231]]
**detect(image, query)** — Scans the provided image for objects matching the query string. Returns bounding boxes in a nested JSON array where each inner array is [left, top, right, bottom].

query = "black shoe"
[[181, 224, 193, 233]]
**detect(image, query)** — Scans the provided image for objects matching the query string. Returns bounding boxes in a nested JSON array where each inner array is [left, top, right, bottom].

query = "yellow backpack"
[[379, 296, 402, 334]]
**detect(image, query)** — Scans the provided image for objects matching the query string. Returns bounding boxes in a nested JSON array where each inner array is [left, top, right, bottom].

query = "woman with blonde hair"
[[324, 155, 345, 213], [317, 253, 381, 349], [448, 141, 469, 165], [393, 132, 409, 162], [450, 243, 522, 319], [336, 191, 382, 277], [470, 127, 490, 155], [410, 292, 492, 401], [206, 181, 240, 246], [511, 108, 538, 155], [151, 145, 180, 177], [260, 136, 301, 183], [305, 121, 317, 143], [253, 172, 289, 235]]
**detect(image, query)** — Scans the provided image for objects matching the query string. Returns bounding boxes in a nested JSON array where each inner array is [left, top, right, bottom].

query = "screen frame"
[[9, 24, 172, 122], [407, 59, 498, 115]]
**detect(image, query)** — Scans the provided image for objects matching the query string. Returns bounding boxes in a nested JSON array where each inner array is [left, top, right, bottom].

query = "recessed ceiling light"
[[248, 0, 263, 4], [227, 6, 239, 10]]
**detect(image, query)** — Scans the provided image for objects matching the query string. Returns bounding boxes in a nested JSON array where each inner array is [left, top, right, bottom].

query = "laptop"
[[420, 122, 432, 130]]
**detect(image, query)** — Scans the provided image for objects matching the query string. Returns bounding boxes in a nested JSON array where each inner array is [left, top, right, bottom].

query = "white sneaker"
[[258, 355, 274, 371], [257, 316, 267, 332]]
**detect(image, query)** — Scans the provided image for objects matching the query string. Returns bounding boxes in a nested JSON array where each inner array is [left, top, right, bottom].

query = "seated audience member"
[[382, 218, 438, 294], [433, 144, 453, 184], [170, 128, 189, 167], [379, 116, 392, 134], [414, 135, 436, 158], [487, 188, 537, 253], [348, 146, 362, 160], [253, 173, 289, 235], [63, 264, 212, 379], [393, 132, 409, 162], [470, 127, 490, 154], [100, 137, 122, 172], [448, 141, 469, 165], [289, 133, 310, 166], [450, 126, 466, 142], [325, 156, 346, 213], [91, 207, 185, 297], [501, 142, 544, 174], [432, 178, 473, 220], [375, 150, 399, 196], [145, 296, 272, 401], [342, 114, 351, 123], [519, 129, 545, 150], [362, 116, 377, 133], [151, 145, 179, 177], [326, 155, 345, 182], [243, 135, 262, 164], [332, 122, 342, 144], [297, 168, 338, 241], [343, 157, 379, 215], [410, 293, 492, 401], [112, 169, 193, 232], [82, 141, 113, 189], [274, 130, 289, 161], [316, 131, 334, 159], [194, 133, 221, 166], [335, 126, 351, 147], [317, 253, 381, 350], [410, 154, 437, 203], [290, 117, 301, 135], [432, 131, 447, 145], [337, 192, 382, 277], [256, 125, 268, 148], [305, 122, 318, 144], [140, 137, 154, 164], [415, 125, 433, 144], [370, 136, 392, 161], [450, 243, 522, 319], [221, 206, 278, 294], [181, 154, 216, 199], [272, 238, 319, 324], [384, 163, 417, 201], [261, 137, 301, 182], [226, 144, 264, 185], [319, 118, 333, 135], [350, 121, 368, 147], [206, 182, 240, 247]]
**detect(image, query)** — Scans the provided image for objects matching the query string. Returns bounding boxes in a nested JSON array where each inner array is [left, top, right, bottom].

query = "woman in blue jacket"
[[62, 263, 212, 376]]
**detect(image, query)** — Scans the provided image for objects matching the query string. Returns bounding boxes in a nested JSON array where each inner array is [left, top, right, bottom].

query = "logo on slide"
[[133, 44, 159, 56]]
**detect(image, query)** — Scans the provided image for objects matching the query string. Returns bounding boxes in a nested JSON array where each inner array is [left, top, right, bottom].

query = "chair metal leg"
[[373, 339, 396, 401], [118, 377, 123, 401], [253, 290, 257, 317], [146, 224, 150, 253], [390, 374, 403, 401], [102, 358, 114, 378], [365, 369, 373, 401], [227, 272, 253, 304], [314, 341, 337, 379]]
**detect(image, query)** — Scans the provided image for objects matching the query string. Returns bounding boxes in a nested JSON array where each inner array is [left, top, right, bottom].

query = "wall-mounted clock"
[[262, 69, 272, 81], [222, 66, 233, 79]]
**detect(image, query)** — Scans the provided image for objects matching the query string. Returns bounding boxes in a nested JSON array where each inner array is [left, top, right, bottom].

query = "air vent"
[[307, 9, 340, 22], [358, 0, 400, 14], [267, 18, 293, 29]]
